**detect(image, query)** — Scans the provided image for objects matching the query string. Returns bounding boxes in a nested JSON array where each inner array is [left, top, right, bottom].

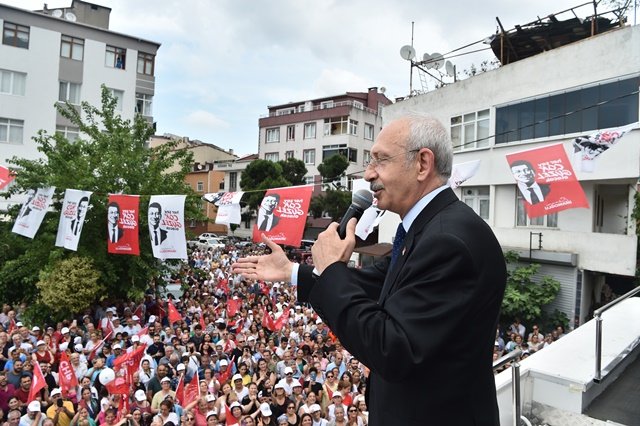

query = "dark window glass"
[[564, 91, 581, 134], [548, 94, 565, 136], [519, 100, 535, 140], [533, 97, 548, 138], [581, 86, 599, 130]]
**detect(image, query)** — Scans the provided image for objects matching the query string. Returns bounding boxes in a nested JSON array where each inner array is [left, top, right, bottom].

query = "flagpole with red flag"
[[28, 361, 47, 403], [167, 300, 182, 325]]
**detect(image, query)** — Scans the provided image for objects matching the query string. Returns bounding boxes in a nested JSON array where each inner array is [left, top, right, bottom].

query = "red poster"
[[107, 194, 140, 255], [506, 144, 589, 218], [0, 166, 15, 191], [58, 351, 78, 397], [252, 185, 312, 247]]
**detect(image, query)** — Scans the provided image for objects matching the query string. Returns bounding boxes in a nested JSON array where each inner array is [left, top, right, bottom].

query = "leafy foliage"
[[317, 154, 349, 186], [278, 158, 307, 186], [1, 86, 202, 312], [309, 154, 351, 221]]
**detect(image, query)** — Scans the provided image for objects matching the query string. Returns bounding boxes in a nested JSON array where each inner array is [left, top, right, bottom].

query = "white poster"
[[55, 189, 92, 251], [352, 179, 385, 240], [12, 187, 56, 239], [148, 195, 187, 260], [448, 160, 481, 189], [572, 123, 636, 172], [214, 191, 244, 225]]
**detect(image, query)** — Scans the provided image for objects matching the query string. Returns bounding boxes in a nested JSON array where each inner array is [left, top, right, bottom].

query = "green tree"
[[239, 159, 292, 214], [2, 86, 202, 314], [310, 155, 351, 222], [317, 154, 349, 188], [278, 158, 307, 186]]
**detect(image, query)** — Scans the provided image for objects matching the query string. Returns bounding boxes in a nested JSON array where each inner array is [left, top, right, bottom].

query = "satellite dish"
[[445, 61, 454, 76], [65, 12, 77, 22], [52, 9, 63, 18], [422, 53, 432, 68], [431, 53, 444, 69], [379, 87, 386, 94], [399, 45, 416, 61]]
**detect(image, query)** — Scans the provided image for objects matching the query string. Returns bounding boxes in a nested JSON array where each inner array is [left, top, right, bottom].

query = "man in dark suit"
[[148, 202, 168, 246], [233, 115, 507, 426], [107, 201, 125, 243], [510, 159, 550, 205], [70, 196, 89, 236], [256, 193, 281, 231]]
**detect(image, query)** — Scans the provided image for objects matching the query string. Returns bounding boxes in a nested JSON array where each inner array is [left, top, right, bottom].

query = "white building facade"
[[381, 24, 639, 328]]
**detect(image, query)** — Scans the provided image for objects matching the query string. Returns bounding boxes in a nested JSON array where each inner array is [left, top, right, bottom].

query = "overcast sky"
[[4, 0, 616, 156]]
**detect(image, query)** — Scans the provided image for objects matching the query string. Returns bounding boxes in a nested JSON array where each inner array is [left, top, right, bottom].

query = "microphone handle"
[[338, 204, 364, 239]]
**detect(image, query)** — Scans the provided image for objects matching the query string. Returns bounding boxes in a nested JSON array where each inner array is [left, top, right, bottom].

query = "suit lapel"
[[378, 188, 459, 304]]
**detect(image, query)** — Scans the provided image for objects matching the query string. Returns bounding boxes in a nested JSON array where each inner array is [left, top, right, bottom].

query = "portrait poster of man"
[[506, 144, 588, 218], [12, 187, 56, 239], [252, 186, 312, 247], [572, 123, 636, 172], [148, 195, 187, 260], [55, 189, 93, 251], [107, 194, 140, 256], [0, 165, 15, 190], [213, 191, 244, 225]]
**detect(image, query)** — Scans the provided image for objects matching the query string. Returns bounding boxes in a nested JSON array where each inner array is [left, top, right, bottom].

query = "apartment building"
[[0, 0, 160, 210], [381, 23, 639, 328]]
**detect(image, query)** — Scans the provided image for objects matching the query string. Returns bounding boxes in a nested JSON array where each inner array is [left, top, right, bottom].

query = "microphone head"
[[352, 190, 373, 210]]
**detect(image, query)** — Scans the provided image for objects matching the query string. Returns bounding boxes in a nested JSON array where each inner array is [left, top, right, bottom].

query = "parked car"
[[198, 232, 219, 240], [196, 237, 225, 250]]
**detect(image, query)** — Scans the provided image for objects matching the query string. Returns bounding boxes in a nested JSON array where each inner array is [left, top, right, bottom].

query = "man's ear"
[[416, 148, 435, 182]]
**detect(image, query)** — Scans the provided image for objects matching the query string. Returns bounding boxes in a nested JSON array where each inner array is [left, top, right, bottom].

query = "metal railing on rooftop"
[[261, 100, 378, 118], [493, 349, 532, 426]]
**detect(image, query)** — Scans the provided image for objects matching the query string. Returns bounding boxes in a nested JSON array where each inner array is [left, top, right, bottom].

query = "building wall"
[[185, 170, 228, 237]]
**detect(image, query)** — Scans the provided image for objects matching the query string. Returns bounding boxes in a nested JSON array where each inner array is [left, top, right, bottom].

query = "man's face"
[[77, 200, 88, 219], [511, 164, 536, 185], [13, 361, 22, 373], [364, 119, 420, 218], [20, 376, 31, 390], [261, 196, 278, 213], [149, 206, 161, 228], [107, 206, 119, 225]]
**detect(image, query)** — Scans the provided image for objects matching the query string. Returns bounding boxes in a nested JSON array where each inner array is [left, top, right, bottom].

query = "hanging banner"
[[107, 194, 140, 256], [252, 185, 312, 247], [12, 187, 55, 238], [148, 195, 187, 259], [506, 144, 589, 218], [352, 179, 385, 240], [55, 189, 92, 251], [448, 159, 481, 189], [202, 192, 225, 205], [0, 165, 15, 190], [572, 123, 636, 172], [214, 191, 244, 225]]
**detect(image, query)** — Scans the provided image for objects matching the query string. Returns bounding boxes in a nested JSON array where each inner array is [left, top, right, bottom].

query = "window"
[[322, 144, 357, 162], [516, 191, 558, 227], [137, 52, 154, 75], [276, 107, 295, 116], [56, 125, 80, 142], [0, 118, 24, 144], [364, 123, 374, 140], [353, 101, 364, 110], [303, 149, 315, 165], [496, 77, 639, 143], [2, 22, 29, 49], [451, 109, 490, 151], [107, 88, 124, 111], [287, 125, 295, 141], [265, 152, 279, 162], [196, 181, 204, 192], [462, 187, 490, 220], [0, 69, 26, 95], [229, 172, 238, 192], [59, 81, 81, 104], [219, 181, 225, 190], [105, 45, 126, 69], [320, 101, 334, 109], [285, 150, 294, 159], [363, 150, 371, 167], [324, 116, 349, 136], [304, 176, 315, 185], [60, 35, 84, 61], [266, 128, 280, 143], [135, 93, 153, 116], [304, 123, 316, 139], [349, 119, 358, 135]]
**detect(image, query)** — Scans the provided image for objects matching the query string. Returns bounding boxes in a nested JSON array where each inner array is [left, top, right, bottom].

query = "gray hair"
[[403, 114, 453, 181]]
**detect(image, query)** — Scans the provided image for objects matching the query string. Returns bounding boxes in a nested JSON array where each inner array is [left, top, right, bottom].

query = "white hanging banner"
[[12, 187, 56, 239], [214, 191, 244, 225], [448, 160, 481, 189], [148, 195, 187, 260], [572, 123, 637, 172], [55, 189, 92, 251], [352, 179, 385, 240]]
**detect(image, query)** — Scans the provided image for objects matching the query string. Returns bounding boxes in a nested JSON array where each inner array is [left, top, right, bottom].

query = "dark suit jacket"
[[108, 226, 125, 243], [297, 188, 506, 426], [151, 228, 168, 245], [258, 214, 280, 231]]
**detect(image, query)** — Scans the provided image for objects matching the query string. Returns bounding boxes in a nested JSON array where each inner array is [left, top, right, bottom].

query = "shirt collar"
[[402, 184, 449, 232]]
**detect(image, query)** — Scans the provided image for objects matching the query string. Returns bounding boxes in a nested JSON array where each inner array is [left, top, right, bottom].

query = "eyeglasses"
[[185, 417, 195, 422], [348, 409, 357, 413], [287, 406, 295, 409], [326, 375, 334, 378], [365, 149, 420, 169]]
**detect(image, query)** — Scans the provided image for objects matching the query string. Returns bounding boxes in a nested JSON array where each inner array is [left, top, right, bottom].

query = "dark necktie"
[[154, 230, 158, 245], [260, 215, 270, 231], [528, 187, 540, 204], [390, 223, 406, 267]]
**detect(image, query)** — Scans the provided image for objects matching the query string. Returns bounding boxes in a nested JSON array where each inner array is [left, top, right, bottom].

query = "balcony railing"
[[261, 100, 377, 118]]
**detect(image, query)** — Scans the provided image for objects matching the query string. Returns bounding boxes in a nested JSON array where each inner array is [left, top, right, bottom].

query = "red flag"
[[114, 344, 147, 385], [259, 281, 269, 296], [107, 194, 140, 256], [252, 186, 313, 247], [7, 318, 16, 335], [199, 313, 206, 330], [88, 330, 113, 361], [58, 351, 79, 397], [326, 386, 333, 399], [261, 307, 275, 332], [225, 404, 239, 425], [218, 279, 230, 295], [175, 374, 184, 405], [167, 301, 182, 325], [133, 304, 145, 320], [116, 394, 130, 421], [0, 165, 15, 191], [136, 326, 149, 337], [28, 361, 46, 403], [105, 319, 115, 336], [183, 377, 200, 407], [218, 356, 235, 385], [105, 368, 130, 395], [274, 308, 290, 332], [227, 298, 240, 317]]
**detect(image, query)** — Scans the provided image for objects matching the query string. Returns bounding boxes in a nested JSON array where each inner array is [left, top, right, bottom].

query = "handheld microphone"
[[338, 190, 374, 239]]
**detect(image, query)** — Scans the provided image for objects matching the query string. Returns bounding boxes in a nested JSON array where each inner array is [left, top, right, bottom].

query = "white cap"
[[292, 381, 302, 387], [28, 400, 41, 412], [206, 394, 216, 403], [247, 336, 256, 341], [160, 377, 171, 383], [131, 335, 140, 342], [284, 367, 293, 375], [219, 359, 228, 366], [32, 326, 40, 331], [59, 342, 69, 351], [274, 383, 285, 390], [315, 318, 322, 324], [259, 402, 272, 417], [148, 315, 156, 323], [112, 343, 122, 349], [309, 404, 321, 413], [16, 322, 23, 327], [74, 344, 83, 352], [215, 318, 225, 324], [232, 374, 243, 382], [176, 363, 186, 371], [206, 410, 218, 418], [36, 340, 45, 346], [51, 388, 62, 397], [134, 390, 146, 401], [74, 336, 82, 344], [61, 327, 70, 334], [132, 315, 140, 321], [230, 402, 242, 409]]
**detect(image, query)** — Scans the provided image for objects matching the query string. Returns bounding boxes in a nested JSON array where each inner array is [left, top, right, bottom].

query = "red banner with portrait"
[[252, 185, 313, 247], [107, 194, 140, 255], [506, 144, 589, 218], [0, 165, 15, 190]]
